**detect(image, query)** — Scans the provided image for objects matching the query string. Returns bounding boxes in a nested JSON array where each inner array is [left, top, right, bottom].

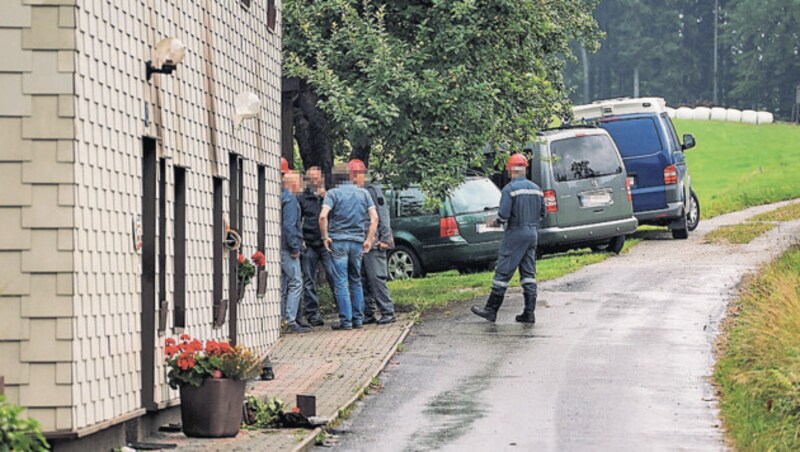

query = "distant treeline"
[[564, 0, 800, 119]]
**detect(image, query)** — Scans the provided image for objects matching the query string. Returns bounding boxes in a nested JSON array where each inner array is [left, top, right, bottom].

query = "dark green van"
[[385, 177, 503, 280], [529, 127, 639, 254]]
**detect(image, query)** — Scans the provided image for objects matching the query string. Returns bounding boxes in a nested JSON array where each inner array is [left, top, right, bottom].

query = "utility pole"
[[581, 46, 590, 103], [713, 0, 719, 105], [633, 67, 639, 98]]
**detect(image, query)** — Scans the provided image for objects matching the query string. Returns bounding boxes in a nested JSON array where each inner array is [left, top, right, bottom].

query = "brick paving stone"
[[145, 316, 412, 451]]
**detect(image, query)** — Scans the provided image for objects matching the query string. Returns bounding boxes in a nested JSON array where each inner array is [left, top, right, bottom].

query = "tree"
[[723, 0, 800, 117], [283, 0, 601, 199]]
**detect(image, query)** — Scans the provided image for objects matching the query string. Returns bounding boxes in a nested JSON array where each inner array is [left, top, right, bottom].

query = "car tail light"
[[439, 216, 459, 238], [625, 177, 633, 201], [544, 190, 558, 213], [664, 165, 678, 185]]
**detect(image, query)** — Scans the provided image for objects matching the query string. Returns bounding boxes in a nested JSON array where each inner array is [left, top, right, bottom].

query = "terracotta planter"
[[180, 378, 246, 438]]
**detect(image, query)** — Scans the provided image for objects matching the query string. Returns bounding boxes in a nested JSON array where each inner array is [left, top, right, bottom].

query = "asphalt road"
[[328, 201, 800, 452]]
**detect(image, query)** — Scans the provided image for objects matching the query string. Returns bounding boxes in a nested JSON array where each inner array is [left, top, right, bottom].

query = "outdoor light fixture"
[[146, 37, 186, 81], [233, 91, 262, 128]]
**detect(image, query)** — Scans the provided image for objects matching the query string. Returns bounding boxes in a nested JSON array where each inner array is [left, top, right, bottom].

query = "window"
[[450, 178, 501, 215], [212, 177, 225, 327], [598, 118, 664, 158], [397, 188, 435, 217], [257, 165, 266, 252], [173, 167, 187, 329], [550, 135, 623, 182], [158, 158, 168, 333], [228, 154, 244, 344], [268, 0, 277, 32]]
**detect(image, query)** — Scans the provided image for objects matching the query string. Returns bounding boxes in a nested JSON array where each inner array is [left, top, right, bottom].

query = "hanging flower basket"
[[165, 335, 261, 438]]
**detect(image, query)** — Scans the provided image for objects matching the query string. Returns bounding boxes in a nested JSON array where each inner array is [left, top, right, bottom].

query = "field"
[[675, 119, 800, 218]]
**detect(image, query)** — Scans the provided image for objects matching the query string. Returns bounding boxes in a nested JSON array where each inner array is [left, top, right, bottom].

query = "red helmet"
[[280, 157, 290, 175], [348, 159, 367, 174], [506, 153, 529, 170]]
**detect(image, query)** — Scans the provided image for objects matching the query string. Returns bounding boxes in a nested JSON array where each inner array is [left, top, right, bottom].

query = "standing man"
[[281, 167, 311, 333], [319, 162, 378, 330], [471, 153, 545, 323], [298, 166, 334, 326], [353, 161, 397, 325]]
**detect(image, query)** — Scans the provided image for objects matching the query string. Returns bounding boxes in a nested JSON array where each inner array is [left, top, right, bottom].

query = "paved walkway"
[[146, 317, 412, 451]]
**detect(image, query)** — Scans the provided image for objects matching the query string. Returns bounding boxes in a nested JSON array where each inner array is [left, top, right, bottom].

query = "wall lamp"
[[146, 37, 186, 81]]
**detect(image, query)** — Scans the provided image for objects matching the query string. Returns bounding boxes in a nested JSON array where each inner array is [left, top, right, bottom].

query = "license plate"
[[580, 191, 612, 207], [476, 224, 503, 233]]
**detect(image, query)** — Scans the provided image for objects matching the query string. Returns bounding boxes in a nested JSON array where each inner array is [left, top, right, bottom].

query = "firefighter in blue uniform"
[[471, 153, 546, 323]]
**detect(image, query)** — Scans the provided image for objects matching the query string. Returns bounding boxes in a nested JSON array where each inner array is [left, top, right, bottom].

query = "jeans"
[[280, 249, 303, 323], [301, 245, 334, 320], [329, 240, 365, 327], [362, 249, 395, 318]]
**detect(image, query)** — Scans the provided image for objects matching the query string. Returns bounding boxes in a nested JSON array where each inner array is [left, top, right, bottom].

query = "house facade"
[[0, 0, 283, 447]]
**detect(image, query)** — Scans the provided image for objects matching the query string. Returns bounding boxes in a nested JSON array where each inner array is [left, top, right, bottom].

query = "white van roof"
[[572, 97, 667, 121]]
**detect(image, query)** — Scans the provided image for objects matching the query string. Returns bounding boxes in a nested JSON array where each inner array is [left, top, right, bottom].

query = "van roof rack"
[[537, 123, 598, 134]]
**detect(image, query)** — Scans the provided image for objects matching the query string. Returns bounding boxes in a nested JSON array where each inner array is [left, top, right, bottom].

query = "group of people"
[[280, 157, 397, 333]]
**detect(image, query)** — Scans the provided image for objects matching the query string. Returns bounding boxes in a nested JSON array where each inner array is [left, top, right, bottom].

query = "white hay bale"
[[692, 107, 711, 120], [741, 110, 758, 124], [710, 107, 727, 121], [725, 108, 743, 122], [676, 107, 694, 119], [756, 111, 774, 124], [665, 107, 676, 118]]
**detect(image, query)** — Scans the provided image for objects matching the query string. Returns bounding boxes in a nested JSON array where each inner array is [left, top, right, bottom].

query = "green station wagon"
[[385, 177, 503, 280], [527, 127, 639, 254]]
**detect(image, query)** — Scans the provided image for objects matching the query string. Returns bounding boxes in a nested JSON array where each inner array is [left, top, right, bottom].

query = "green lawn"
[[715, 246, 800, 450], [675, 120, 800, 218]]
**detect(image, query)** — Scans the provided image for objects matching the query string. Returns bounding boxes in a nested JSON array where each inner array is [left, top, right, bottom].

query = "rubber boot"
[[515, 291, 536, 323], [471, 289, 505, 322]]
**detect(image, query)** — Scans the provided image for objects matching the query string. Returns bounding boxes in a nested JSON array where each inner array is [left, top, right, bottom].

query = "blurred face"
[[510, 166, 527, 178], [307, 166, 323, 189], [350, 171, 366, 187], [283, 172, 302, 193]]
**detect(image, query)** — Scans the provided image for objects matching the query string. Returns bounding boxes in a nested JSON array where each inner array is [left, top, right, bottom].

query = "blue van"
[[573, 98, 700, 239]]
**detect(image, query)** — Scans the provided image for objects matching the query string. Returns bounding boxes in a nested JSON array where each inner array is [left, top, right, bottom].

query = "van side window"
[[397, 188, 432, 217], [661, 113, 681, 152]]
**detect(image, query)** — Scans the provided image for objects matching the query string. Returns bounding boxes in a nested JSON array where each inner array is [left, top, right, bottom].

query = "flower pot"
[[180, 378, 246, 438]]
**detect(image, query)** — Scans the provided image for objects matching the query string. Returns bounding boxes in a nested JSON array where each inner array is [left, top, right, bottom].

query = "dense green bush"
[[0, 396, 49, 451]]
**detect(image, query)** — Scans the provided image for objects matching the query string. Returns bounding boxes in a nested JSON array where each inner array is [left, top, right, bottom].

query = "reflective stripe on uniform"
[[510, 189, 543, 198], [492, 279, 509, 288], [520, 278, 537, 285]]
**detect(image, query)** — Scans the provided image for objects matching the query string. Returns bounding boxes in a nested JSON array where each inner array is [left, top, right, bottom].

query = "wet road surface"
[[330, 201, 800, 451]]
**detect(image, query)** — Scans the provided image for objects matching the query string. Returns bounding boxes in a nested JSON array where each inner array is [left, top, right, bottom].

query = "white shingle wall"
[[73, 0, 282, 429]]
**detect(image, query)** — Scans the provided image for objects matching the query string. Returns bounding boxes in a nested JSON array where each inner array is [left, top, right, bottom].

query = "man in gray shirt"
[[319, 161, 378, 330]]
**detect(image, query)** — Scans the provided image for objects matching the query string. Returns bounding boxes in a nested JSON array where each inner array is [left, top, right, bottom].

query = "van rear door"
[[597, 117, 670, 212], [450, 178, 504, 244], [548, 134, 631, 227]]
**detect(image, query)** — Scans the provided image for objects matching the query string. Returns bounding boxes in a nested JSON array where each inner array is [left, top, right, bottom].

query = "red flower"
[[213, 370, 222, 379], [187, 339, 203, 353], [179, 333, 190, 341], [164, 345, 179, 358], [238, 254, 246, 264], [251, 251, 266, 268], [205, 340, 221, 356], [177, 353, 196, 370], [165, 338, 176, 347], [217, 342, 233, 355]]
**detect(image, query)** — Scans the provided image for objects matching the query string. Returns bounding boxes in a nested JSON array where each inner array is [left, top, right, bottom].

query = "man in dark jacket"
[[281, 170, 310, 333], [358, 173, 397, 324], [298, 166, 334, 326]]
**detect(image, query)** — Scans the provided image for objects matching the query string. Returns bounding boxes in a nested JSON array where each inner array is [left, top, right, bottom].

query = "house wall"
[[70, 0, 283, 432], [0, 0, 283, 436], [0, 0, 78, 433]]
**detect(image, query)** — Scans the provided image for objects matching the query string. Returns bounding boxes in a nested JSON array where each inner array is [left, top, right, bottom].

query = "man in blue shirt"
[[319, 161, 378, 330], [281, 168, 310, 333], [472, 153, 546, 323]]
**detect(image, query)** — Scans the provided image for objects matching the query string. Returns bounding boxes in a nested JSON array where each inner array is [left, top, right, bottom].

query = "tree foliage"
[[284, 0, 601, 198]]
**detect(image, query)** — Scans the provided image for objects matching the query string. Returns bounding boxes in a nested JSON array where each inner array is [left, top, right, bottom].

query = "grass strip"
[[704, 223, 775, 245], [387, 240, 639, 313], [715, 245, 800, 451], [749, 202, 800, 223]]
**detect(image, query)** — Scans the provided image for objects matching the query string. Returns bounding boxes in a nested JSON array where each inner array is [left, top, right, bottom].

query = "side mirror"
[[682, 133, 696, 151]]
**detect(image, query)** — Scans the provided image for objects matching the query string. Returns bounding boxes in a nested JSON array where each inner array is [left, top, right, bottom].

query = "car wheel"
[[686, 190, 700, 231], [608, 235, 625, 254], [671, 227, 689, 239], [591, 243, 609, 252], [387, 246, 422, 281]]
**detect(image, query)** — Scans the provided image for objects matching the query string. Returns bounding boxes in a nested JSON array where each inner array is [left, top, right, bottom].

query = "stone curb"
[[291, 319, 415, 452]]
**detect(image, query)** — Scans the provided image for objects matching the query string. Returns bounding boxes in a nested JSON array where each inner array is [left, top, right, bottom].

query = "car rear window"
[[550, 135, 623, 182], [450, 178, 501, 214], [597, 117, 664, 158]]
